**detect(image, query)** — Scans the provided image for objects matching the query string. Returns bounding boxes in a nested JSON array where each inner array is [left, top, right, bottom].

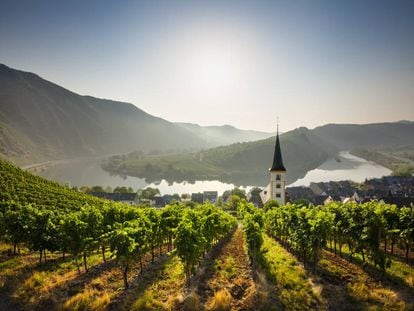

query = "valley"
[[2, 1, 414, 310]]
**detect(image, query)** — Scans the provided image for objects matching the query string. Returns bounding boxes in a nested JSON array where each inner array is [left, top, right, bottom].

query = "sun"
[[186, 45, 240, 92]]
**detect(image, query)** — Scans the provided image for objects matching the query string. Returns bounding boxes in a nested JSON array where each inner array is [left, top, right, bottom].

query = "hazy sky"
[[1, 0, 413, 132]]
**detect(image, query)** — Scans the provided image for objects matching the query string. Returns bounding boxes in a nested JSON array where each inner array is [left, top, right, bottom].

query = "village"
[[87, 176, 414, 208]]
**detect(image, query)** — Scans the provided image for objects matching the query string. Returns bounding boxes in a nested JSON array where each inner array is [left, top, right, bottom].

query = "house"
[[287, 186, 315, 202], [377, 197, 414, 208], [203, 191, 218, 203], [90, 192, 139, 205], [311, 195, 329, 206], [163, 194, 181, 204], [309, 183, 326, 195], [153, 195, 165, 208], [324, 196, 335, 205], [191, 192, 204, 204]]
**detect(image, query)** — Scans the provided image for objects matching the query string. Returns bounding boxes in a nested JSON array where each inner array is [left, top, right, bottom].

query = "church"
[[260, 128, 287, 205]]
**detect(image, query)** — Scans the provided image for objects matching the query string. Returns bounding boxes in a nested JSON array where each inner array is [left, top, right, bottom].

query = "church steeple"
[[270, 124, 286, 171], [260, 119, 287, 205]]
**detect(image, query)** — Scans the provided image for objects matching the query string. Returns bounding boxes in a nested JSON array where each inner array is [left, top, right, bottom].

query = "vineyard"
[[0, 159, 414, 310], [239, 199, 414, 309]]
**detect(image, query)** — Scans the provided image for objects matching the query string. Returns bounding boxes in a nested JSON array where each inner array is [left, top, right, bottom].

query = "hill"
[[0, 64, 270, 165], [313, 121, 414, 150], [0, 64, 210, 163], [103, 122, 414, 185], [176, 122, 272, 145], [102, 127, 338, 185]]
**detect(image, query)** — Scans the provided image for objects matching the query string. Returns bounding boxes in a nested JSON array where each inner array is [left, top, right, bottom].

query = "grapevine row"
[[0, 160, 236, 289], [264, 200, 414, 272]]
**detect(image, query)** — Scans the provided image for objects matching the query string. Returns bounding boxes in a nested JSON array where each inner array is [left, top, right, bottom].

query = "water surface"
[[36, 151, 391, 194], [291, 151, 391, 186]]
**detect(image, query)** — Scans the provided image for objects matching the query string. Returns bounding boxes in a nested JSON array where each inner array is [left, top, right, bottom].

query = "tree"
[[3, 203, 31, 254], [91, 186, 105, 193], [160, 204, 183, 251], [79, 204, 104, 271], [263, 199, 280, 212], [79, 186, 91, 193], [225, 194, 241, 211], [175, 210, 205, 281], [109, 227, 137, 289], [114, 186, 134, 193], [60, 212, 88, 274], [143, 208, 160, 262], [138, 187, 160, 200], [181, 193, 191, 200], [26, 205, 59, 263], [231, 188, 247, 199], [243, 213, 263, 268], [399, 207, 414, 263]]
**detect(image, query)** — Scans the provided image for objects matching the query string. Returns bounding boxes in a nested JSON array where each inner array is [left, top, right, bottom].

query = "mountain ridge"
[[176, 122, 273, 146], [103, 121, 414, 185], [0, 64, 273, 164]]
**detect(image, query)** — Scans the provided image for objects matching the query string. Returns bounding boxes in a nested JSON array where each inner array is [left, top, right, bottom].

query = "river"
[[36, 158, 252, 195], [34, 151, 391, 194], [290, 151, 392, 186]]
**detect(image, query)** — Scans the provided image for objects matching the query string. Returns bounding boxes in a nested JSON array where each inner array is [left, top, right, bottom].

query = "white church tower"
[[260, 123, 287, 205]]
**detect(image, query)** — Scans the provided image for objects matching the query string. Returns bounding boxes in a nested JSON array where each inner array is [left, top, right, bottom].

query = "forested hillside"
[[0, 64, 273, 165], [313, 121, 414, 150], [0, 64, 210, 163], [176, 123, 272, 146], [103, 121, 414, 185], [103, 127, 337, 185]]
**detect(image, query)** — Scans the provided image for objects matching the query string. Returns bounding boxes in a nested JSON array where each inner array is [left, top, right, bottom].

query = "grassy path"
[[317, 249, 414, 310], [190, 227, 266, 310], [0, 243, 172, 310], [125, 228, 265, 310], [111, 252, 186, 310], [260, 235, 414, 310], [259, 234, 322, 310]]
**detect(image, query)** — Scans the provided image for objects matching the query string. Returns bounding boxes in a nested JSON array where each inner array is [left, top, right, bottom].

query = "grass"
[[318, 253, 408, 310], [63, 288, 110, 311], [194, 228, 263, 310], [2, 237, 412, 310], [127, 253, 186, 311], [0, 241, 180, 310], [214, 255, 236, 280], [181, 291, 202, 311], [0, 243, 119, 309], [210, 288, 231, 311], [259, 234, 321, 310], [11, 252, 113, 307], [389, 260, 414, 287], [1, 242, 180, 310], [330, 244, 414, 289], [130, 290, 167, 311]]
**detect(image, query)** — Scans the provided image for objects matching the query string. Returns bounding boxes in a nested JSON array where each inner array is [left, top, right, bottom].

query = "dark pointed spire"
[[270, 122, 286, 171]]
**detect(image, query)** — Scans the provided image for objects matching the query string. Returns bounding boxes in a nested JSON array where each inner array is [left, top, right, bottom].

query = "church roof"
[[270, 132, 286, 171]]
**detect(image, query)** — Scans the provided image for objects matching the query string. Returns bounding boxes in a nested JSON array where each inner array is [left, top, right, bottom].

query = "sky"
[[1, 0, 413, 132]]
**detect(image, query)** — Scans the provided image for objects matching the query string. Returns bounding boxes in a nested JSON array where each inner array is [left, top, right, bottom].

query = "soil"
[[317, 251, 414, 310], [188, 228, 265, 310], [0, 293, 22, 311]]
